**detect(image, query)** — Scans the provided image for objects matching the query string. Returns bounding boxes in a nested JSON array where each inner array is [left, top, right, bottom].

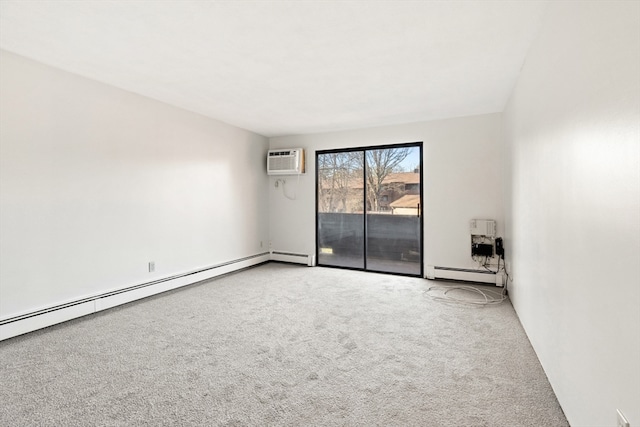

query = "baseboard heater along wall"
[[0, 253, 271, 341], [270, 251, 316, 266], [426, 265, 504, 287]]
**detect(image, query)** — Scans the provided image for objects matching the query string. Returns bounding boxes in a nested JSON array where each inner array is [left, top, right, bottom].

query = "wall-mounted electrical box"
[[470, 219, 496, 236], [267, 148, 305, 175], [472, 243, 494, 257]]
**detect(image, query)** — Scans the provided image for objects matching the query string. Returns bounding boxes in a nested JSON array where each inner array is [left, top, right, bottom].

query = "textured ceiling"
[[0, 1, 549, 137]]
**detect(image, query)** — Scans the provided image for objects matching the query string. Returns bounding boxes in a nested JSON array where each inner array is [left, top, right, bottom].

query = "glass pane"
[[365, 146, 421, 275], [317, 151, 365, 269]]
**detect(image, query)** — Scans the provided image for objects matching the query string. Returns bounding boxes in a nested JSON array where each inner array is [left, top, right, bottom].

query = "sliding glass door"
[[316, 143, 422, 276]]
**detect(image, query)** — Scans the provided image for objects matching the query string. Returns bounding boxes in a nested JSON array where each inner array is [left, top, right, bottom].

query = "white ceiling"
[[0, 1, 549, 137]]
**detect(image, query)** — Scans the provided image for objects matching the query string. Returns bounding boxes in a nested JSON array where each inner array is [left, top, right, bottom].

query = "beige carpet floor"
[[0, 262, 568, 426]]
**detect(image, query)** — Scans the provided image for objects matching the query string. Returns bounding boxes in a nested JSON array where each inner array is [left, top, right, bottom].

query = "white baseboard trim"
[[0, 253, 270, 341]]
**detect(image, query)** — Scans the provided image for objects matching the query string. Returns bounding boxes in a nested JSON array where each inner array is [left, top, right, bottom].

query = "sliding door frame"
[[315, 141, 423, 277]]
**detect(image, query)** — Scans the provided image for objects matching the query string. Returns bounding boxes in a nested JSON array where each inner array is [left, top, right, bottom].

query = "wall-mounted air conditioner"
[[267, 148, 305, 175]]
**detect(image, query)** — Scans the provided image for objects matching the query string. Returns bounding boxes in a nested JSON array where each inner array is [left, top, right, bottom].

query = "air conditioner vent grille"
[[267, 148, 305, 175]]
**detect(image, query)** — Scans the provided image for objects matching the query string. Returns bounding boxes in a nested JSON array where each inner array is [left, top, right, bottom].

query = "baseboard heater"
[[0, 252, 270, 341], [426, 265, 504, 287], [270, 251, 316, 266]]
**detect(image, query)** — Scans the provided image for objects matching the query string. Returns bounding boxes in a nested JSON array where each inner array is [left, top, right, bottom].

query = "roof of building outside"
[[382, 172, 420, 185], [389, 194, 421, 208]]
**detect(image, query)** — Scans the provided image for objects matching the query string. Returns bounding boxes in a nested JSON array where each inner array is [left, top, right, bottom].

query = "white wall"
[[0, 50, 270, 320], [269, 113, 503, 272], [502, 2, 640, 426]]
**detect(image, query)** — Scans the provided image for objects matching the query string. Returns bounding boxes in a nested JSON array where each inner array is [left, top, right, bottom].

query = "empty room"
[[1, 1, 638, 426]]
